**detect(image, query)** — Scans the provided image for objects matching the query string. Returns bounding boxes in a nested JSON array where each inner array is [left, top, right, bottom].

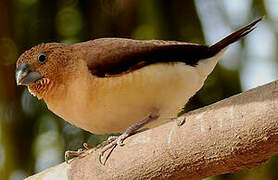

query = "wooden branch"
[[25, 80, 278, 180]]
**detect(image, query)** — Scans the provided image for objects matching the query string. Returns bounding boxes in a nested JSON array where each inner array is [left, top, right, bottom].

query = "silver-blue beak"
[[16, 62, 42, 85]]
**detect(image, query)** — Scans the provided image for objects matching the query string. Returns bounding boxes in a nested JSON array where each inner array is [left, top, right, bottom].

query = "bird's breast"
[[46, 62, 206, 134]]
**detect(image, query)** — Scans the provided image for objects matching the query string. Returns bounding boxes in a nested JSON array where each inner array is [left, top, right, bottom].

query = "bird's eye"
[[37, 53, 47, 63]]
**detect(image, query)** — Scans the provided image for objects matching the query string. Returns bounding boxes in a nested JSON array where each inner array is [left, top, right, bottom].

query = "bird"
[[15, 18, 262, 163]]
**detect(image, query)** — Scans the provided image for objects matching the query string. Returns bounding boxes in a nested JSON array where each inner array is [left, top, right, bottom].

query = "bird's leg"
[[65, 112, 159, 164], [99, 112, 159, 164]]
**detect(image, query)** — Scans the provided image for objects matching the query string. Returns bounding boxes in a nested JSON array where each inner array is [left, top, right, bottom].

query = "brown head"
[[15, 43, 74, 99]]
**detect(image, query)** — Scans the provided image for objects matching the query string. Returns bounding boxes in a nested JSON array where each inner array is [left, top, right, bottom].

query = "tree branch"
[[26, 80, 278, 180]]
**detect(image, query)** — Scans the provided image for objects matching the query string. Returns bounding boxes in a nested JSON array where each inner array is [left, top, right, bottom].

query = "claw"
[[176, 116, 186, 126], [98, 138, 118, 165], [98, 132, 132, 164], [117, 139, 125, 146], [83, 142, 94, 149], [107, 136, 118, 143], [65, 149, 85, 163], [99, 151, 104, 165], [64, 143, 96, 163]]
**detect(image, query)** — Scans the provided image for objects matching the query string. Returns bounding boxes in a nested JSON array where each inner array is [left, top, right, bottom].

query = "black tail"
[[209, 17, 263, 55]]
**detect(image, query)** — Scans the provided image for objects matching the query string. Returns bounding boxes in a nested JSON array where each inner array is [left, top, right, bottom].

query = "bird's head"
[[15, 43, 73, 99]]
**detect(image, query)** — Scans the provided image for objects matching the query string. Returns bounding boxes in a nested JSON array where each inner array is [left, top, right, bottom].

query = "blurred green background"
[[0, 0, 278, 179]]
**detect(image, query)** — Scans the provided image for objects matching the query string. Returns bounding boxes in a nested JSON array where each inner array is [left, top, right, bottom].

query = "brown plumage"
[[15, 18, 262, 162]]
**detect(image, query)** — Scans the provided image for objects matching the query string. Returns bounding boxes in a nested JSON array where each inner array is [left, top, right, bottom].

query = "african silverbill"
[[15, 18, 262, 162]]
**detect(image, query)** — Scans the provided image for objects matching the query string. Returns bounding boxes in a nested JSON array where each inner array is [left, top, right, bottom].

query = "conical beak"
[[16, 62, 42, 85]]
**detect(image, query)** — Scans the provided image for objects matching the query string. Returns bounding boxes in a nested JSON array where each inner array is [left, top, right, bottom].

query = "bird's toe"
[[65, 143, 95, 163]]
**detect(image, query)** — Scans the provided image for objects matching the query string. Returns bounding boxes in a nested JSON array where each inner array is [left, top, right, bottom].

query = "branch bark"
[[26, 80, 278, 180]]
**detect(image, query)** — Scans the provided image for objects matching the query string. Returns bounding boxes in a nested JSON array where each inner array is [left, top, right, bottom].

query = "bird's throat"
[[27, 78, 53, 99]]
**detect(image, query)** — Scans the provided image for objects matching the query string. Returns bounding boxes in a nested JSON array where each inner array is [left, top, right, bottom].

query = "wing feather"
[[73, 17, 262, 77], [74, 38, 210, 77]]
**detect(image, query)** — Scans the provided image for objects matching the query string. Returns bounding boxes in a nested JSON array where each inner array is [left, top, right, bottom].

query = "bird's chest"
[[45, 63, 205, 134], [44, 79, 93, 129]]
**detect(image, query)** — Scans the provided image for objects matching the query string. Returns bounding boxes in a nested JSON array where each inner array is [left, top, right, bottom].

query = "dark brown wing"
[[75, 18, 261, 77], [75, 39, 211, 77]]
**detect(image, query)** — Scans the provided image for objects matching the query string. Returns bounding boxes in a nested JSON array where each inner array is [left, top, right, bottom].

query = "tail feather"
[[209, 17, 263, 55]]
